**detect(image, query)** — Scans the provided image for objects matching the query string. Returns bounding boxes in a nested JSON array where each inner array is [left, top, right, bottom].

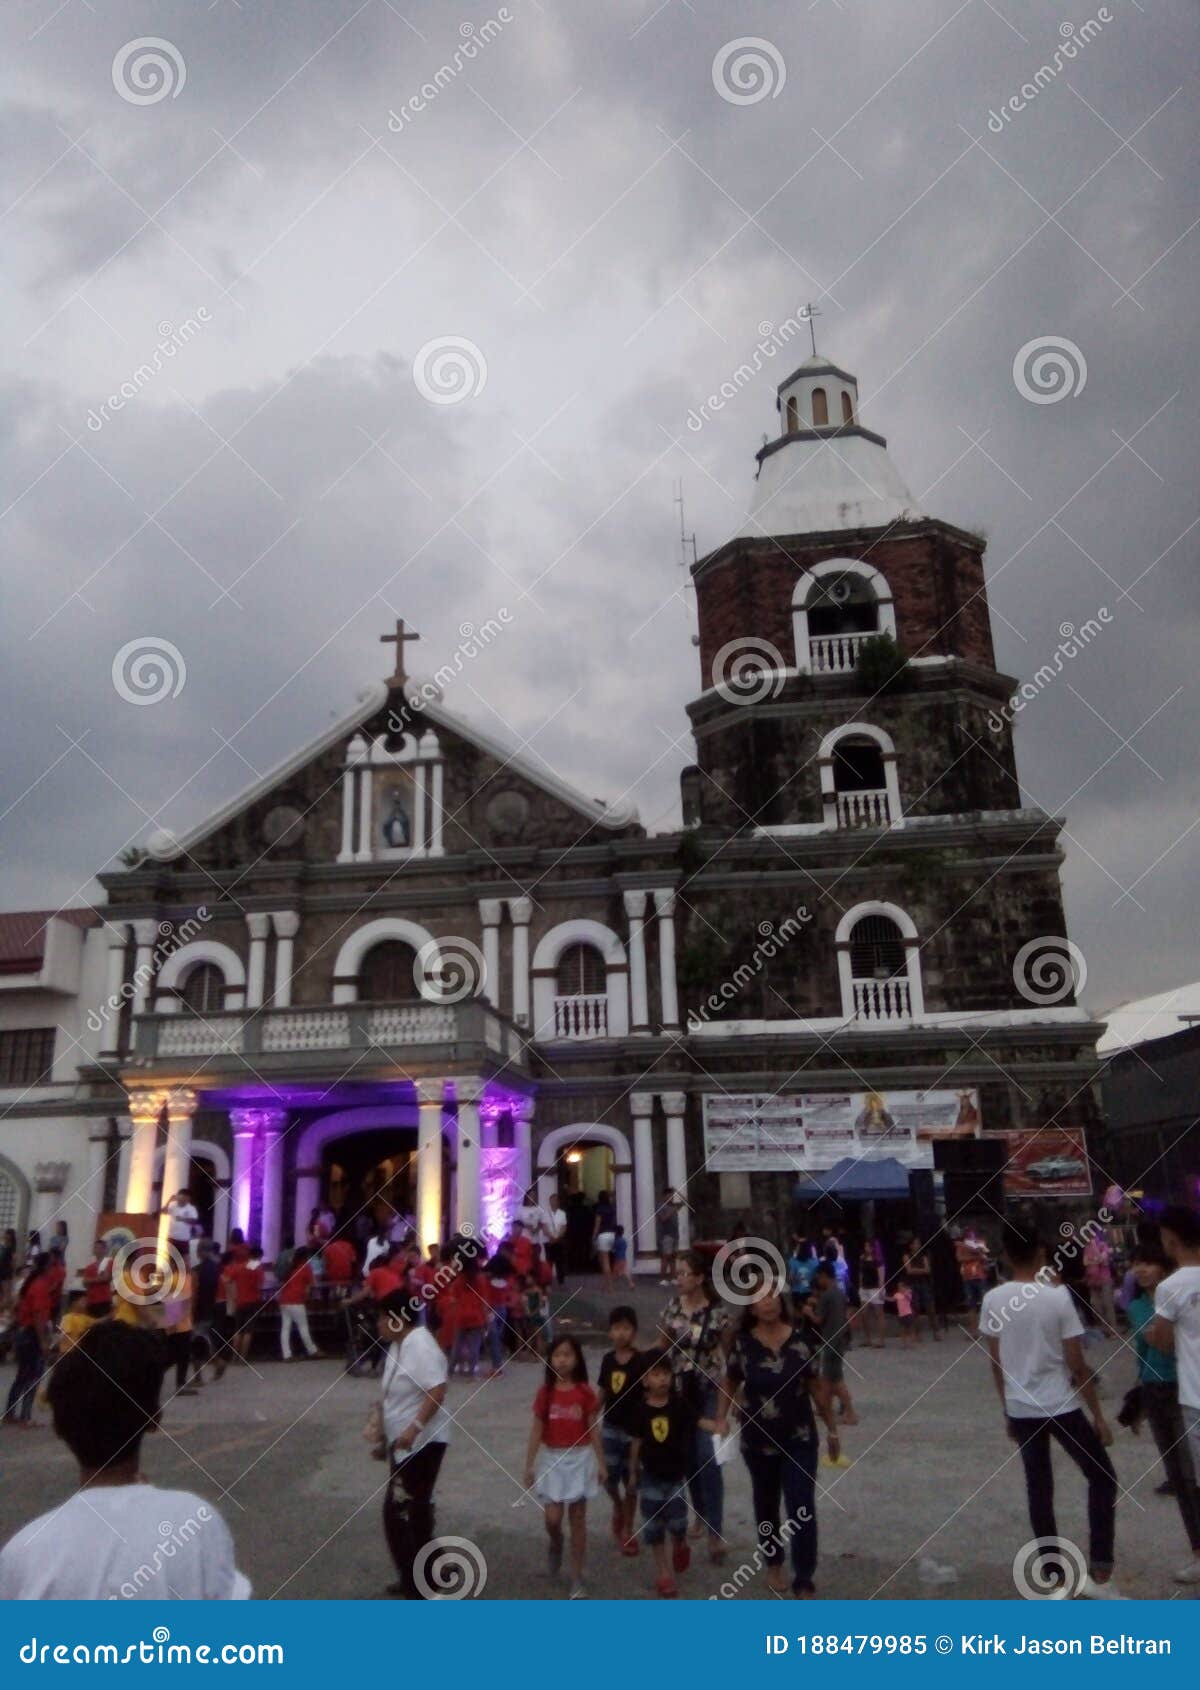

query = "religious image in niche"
[[380, 786, 411, 849]]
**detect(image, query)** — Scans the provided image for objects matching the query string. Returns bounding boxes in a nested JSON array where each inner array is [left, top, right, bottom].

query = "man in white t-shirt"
[[0, 1322, 248, 1600], [981, 1222, 1119, 1598], [377, 1291, 451, 1599], [1150, 1206, 1200, 1472], [514, 1191, 548, 1245], [165, 1188, 199, 1258], [543, 1194, 568, 1285]]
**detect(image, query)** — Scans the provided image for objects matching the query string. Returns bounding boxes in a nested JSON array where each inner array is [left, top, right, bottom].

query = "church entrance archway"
[[535, 1123, 634, 1274], [292, 1104, 449, 1246]]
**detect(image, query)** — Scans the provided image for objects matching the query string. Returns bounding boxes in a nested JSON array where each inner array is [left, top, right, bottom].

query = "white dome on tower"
[[738, 353, 918, 538]]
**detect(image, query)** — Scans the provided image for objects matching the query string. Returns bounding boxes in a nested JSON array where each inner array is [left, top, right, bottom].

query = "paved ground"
[[1, 1290, 1196, 1601]]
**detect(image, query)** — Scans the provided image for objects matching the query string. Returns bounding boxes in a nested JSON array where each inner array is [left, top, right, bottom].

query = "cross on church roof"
[[798, 302, 821, 357], [380, 617, 420, 686]]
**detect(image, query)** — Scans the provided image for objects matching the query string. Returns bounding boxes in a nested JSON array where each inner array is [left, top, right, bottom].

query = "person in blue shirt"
[[1127, 1243, 1200, 1582], [786, 1235, 816, 1299]]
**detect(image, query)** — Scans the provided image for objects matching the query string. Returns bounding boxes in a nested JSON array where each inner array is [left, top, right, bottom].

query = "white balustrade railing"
[[852, 977, 912, 1023], [157, 1015, 244, 1057], [261, 1009, 351, 1052], [809, 631, 874, 674], [553, 993, 609, 1040], [836, 788, 891, 828]]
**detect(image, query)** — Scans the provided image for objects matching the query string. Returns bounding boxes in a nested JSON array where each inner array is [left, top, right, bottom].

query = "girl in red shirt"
[[448, 1268, 489, 1378], [3, 1255, 54, 1427], [277, 1247, 319, 1360], [523, 1336, 605, 1599]]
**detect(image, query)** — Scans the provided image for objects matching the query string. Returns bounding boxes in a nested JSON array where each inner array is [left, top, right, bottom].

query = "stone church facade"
[[0, 347, 1106, 1272]]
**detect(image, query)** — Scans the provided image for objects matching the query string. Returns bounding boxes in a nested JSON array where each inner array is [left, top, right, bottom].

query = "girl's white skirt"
[[533, 1443, 600, 1504]]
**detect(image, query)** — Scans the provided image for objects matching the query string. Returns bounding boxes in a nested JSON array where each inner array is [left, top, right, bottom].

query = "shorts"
[[658, 1230, 678, 1254], [962, 1279, 986, 1310], [602, 1424, 633, 1489], [595, 1232, 616, 1255], [859, 1288, 884, 1307], [820, 1351, 845, 1385], [639, 1476, 688, 1545]]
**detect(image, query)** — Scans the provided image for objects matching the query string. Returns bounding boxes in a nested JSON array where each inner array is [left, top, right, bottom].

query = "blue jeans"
[[486, 1313, 510, 1370], [4, 1328, 43, 1423], [742, 1435, 818, 1593], [602, 1425, 633, 1492], [639, 1476, 688, 1545], [687, 1383, 723, 1536]]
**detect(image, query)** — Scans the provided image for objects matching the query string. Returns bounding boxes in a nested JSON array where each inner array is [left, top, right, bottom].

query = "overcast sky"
[[1, 0, 1196, 1017]]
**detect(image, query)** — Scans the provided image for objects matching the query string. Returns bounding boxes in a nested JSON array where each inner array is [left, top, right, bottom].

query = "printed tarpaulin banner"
[[1001, 1127, 1092, 1197], [702, 1088, 981, 1172]]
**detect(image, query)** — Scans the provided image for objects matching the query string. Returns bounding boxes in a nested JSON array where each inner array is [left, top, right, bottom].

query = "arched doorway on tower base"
[[535, 1123, 635, 1275]]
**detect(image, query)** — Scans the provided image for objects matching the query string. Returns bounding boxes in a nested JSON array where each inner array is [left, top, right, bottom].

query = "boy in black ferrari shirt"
[[628, 1348, 716, 1598], [597, 1306, 647, 1556]]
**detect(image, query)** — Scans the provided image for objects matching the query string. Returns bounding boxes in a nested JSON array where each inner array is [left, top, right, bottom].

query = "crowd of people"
[[4, 1188, 1200, 1603]]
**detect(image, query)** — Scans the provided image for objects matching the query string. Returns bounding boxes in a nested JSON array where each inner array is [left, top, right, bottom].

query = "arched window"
[[841, 390, 854, 424], [358, 940, 420, 1002], [836, 904, 922, 1023], [181, 963, 224, 1015], [832, 738, 890, 827], [792, 560, 897, 676], [785, 395, 799, 432], [811, 387, 829, 426], [554, 944, 608, 1039]]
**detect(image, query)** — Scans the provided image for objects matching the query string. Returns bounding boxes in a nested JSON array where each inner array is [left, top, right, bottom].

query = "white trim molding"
[[817, 721, 904, 831], [530, 919, 629, 1042], [155, 939, 247, 1013], [535, 1121, 635, 1256], [330, 916, 441, 1004], [835, 900, 923, 1023]]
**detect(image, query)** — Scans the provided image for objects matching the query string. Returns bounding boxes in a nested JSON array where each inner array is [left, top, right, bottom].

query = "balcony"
[[129, 998, 531, 1078], [836, 788, 891, 828], [553, 993, 609, 1040], [852, 977, 912, 1023], [809, 631, 873, 674]]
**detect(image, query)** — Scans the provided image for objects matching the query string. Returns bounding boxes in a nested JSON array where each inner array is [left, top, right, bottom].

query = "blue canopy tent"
[[793, 1156, 914, 1203]]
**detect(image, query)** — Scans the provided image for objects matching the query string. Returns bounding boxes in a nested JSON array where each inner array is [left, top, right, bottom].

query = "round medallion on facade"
[[262, 803, 305, 849], [485, 788, 529, 842]]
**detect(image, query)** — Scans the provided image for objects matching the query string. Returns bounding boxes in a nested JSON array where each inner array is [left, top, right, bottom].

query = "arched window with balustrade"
[[818, 724, 903, 829], [554, 943, 608, 1039], [835, 902, 923, 1024], [180, 962, 225, 1015], [792, 560, 897, 675]]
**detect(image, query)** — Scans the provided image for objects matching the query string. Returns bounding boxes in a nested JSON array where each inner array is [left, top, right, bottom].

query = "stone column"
[[259, 1114, 287, 1262], [415, 1080, 446, 1251], [509, 897, 532, 1026], [124, 1089, 166, 1215], [429, 758, 445, 856], [661, 1091, 691, 1248], [245, 913, 270, 1010], [412, 763, 428, 855], [99, 924, 128, 1056], [158, 1088, 198, 1265], [82, 1127, 111, 1252], [356, 763, 373, 862], [230, 1112, 257, 1239], [455, 1087, 482, 1238], [479, 899, 502, 1007], [653, 888, 680, 1032], [512, 1092, 535, 1198], [630, 1092, 657, 1270], [271, 911, 300, 1007], [623, 890, 650, 1032], [131, 920, 158, 1016]]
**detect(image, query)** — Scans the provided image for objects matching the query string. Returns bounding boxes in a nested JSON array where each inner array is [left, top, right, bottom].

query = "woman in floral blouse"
[[658, 1251, 731, 1561], [716, 1281, 839, 1597]]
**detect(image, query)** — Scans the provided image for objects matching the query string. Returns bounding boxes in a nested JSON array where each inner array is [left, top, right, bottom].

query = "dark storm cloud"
[[1, 0, 1197, 1015]]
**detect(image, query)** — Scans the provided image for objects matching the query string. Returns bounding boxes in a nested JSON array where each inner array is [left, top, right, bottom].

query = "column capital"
[[629, 1092, 655, 1119], [415, 1078, 447, 1108], [127, 1087, 169, 1127], [245, 912, 272, 940], [508, 895, 533, 925], [659, 1091, 688, 1116], [478, 898, 503, 928], [166, 1087, 198, 1122], [132, 919, 159, 946], [622, 889, 648, 919], [452, 1080, 486, 1107], [271, 910, 301, 939], [228, 1103, 287, 1134], [105, 920, 130, 949], [652, 887, 677, 917]]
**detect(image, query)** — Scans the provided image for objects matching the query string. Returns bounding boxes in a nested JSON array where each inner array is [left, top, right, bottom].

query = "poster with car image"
[[1002, 1128, 1092, 1197]]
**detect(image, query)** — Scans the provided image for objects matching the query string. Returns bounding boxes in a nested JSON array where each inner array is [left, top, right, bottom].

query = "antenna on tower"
[[674, 480, 697, 570]]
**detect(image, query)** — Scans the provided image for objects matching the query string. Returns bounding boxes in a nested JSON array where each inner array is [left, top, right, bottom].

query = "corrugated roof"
[[0, 908, 98, 973]]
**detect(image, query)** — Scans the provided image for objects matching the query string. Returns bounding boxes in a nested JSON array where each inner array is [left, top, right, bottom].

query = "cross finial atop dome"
[[798, 301, 821, 357]]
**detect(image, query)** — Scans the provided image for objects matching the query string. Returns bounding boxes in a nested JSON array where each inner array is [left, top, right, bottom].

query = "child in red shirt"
[[523, 1336, 605, 1599], [222, 1249, 264, 1363], [277, 1247, 318, 1360], [448, 1267, 489, 1377], [321, 1237, 356, 1288]]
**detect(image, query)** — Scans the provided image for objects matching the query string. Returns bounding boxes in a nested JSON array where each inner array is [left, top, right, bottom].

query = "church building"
[[0, 346, 1106, 1273]]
